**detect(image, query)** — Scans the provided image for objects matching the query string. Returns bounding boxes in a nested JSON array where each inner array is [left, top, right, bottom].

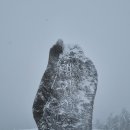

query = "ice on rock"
[[32, 40, 98, 130]]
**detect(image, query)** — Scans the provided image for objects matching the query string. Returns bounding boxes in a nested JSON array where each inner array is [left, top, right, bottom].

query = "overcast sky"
[[0, 0, 130, 130]]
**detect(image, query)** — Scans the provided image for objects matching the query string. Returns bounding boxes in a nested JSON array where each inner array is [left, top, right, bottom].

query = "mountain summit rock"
[[32, 40, 98, 130]]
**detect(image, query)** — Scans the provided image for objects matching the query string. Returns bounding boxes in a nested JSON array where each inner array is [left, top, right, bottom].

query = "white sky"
[[0, 0, 130, 129]]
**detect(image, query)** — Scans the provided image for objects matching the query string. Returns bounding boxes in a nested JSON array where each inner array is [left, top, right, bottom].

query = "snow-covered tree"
[[95, 109, 130, 130]]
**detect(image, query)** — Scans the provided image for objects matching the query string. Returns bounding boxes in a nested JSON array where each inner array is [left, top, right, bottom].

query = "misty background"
[[0, 0, 130, 130]]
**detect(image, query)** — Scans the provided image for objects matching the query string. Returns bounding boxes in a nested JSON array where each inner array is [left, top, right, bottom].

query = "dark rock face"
[[32, 40, 98, 130]]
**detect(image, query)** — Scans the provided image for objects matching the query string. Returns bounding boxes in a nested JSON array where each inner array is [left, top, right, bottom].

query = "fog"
[[0, 0, 130, 129]]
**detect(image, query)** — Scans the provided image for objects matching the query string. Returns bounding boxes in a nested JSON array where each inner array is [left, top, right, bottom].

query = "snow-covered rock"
[[32, 40, 98, 130]]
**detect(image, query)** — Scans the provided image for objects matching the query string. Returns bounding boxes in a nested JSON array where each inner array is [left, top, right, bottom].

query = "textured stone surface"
[[32, 40, 98, 130]]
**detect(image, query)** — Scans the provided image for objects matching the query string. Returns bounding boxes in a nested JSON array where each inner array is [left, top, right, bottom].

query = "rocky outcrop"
[[32, 40, 98, 130]]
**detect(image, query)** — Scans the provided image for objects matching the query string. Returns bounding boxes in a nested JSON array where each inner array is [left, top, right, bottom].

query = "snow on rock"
[[32, 40, 98, 130]]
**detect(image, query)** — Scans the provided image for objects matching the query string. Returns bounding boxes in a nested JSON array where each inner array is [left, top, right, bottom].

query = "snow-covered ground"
[[20, 128, 100, 130], [19, 129, 37, 130]]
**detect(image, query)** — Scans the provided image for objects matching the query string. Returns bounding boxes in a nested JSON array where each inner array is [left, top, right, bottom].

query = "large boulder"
[[32, 40, 98, 130]]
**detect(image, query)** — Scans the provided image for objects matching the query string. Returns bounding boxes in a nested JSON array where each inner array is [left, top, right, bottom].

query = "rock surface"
[[32, 40, 98, 130]]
